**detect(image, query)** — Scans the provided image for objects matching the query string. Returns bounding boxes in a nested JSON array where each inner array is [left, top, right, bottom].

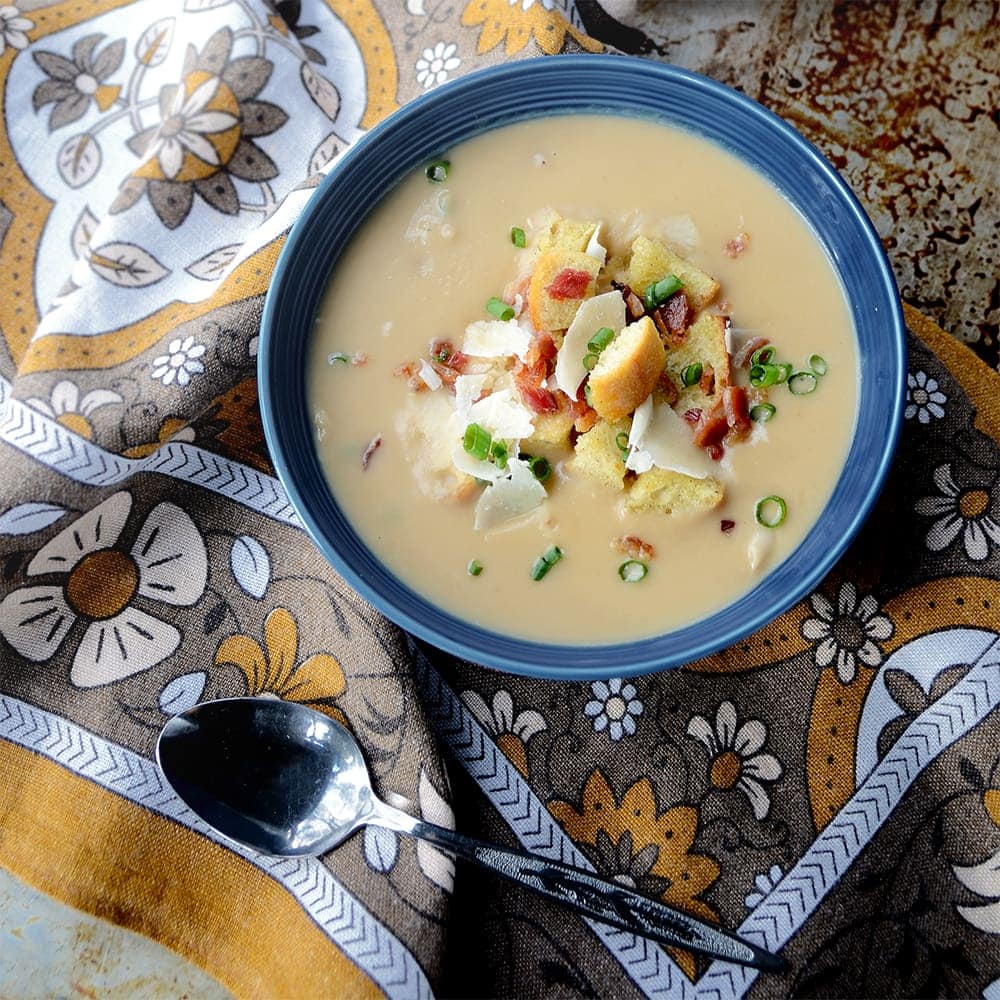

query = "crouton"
[[624, 467, 724, 516], [394, 392, 476, 502], [523, 406, 575, 450], [587, 316, 665, 423], [568, 419, 630, 491], [627, 235, 719, 312], [534, 216, 598, 256], [664, 313, 732, 412], [529, 250, 601, 332]]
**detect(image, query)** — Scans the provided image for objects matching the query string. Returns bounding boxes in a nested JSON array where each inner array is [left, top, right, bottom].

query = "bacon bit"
[[726, 232, 750, 258], [706, 443, 724, 461], [351, 352, 369, 367], [361, 435, 382, 469], [655, 292, 693, 340], [514, 333, 560, 413], [520, 383, 560, 414], [569, 396, 598, 433], [393, 360, 428, 391], [733, 335, 769, 369], [722, 385, 751, 436], [547, 267, 592, 300], [503, 273, 532, 308], [527, 331, 558, 368], [720, 519, 736, 533], [429, 338, 454, 363], [615, 535, 656, 561], [429, 359, 460, 390], [699, 363, 716, 396], [682, 408, 702, 426], [443, 350, 469, 373], [657, 370, 679, 406], [612, 281, 646, 322], [692, 402, 729, 449]]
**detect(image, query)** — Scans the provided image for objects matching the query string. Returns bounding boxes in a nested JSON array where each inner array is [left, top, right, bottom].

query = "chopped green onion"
[[531, 544, 563, 581], [463, 422, 492, 461], [615, 431, 630, 453], [328, 352, 350, 365], [524, 455, 551, 481], [588, 327, 615, 353], [425, 159, 449, 182], [749, 364, 767, 387], [467, 559, 483, 577], [750, 403, 777, 422], [788, 371, 819, 395], [643, 274, 683, 311], [755, 495, 787, 528], [486, 296, 515, 321], [809, 354, 829, 376], [756, 364, 782, 388], [510, 226, 526, 248], [750, 345, 775, 367], [682, 362, 703, 387], [618, 559, 648, 583], [583, 383, 593, 405], [489, 440, 508, 470], [583, 352, 599, 371], [774, 362, 793, 384]]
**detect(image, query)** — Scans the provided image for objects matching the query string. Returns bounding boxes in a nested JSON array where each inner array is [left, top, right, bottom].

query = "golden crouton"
[[587, 316, 665, 423], [523, 406, 575, 450], [534, 215, 598, 256], [624, 467, 724, 516], [568, 419, 630, 491], [664, 313, 732, 412], [393, 392, 475, 503], [528, 250, 601, 332], [627, 235, 719, 312]]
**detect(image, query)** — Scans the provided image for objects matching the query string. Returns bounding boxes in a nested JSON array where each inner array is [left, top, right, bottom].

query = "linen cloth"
[[0, 1, 999, 997]]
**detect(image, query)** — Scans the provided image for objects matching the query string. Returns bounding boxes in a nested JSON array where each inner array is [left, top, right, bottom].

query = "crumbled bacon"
[[429, 338, 453, 363], [429, 359, 460, 389], [722, 385, 751, 437], [682, 408, 703, 426], [614, 535, 656, 561], [519, 383, 559, 414], [393, 360, 427, 391], [657, 370, 679, 406], [513, 332, 559, 413], [720, 519, 736, 534], [547, 268, 592, 300], [652, 291, 692, 345], [699, 363, 716, 396], [612, 281, 646, 322], [361, 435, 382, 469], [706, 443, 724, 461], [692, 402, 729, 449], [442, 350, 469, 373], [351, 352, 369, 367], [733, 336, 769, 369], [726, 232, 750, 258], [569, 396, 598, 433]]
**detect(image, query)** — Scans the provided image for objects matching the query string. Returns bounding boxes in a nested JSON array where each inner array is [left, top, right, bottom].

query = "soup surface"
[[309, 115, 857, 644]]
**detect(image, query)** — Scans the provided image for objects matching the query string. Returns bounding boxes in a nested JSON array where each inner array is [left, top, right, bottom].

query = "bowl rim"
[[259, 54, 906, 679]]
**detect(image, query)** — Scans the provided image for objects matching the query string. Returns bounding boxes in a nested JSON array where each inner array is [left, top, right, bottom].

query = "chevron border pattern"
[[0, 694, 432, 999], [412, 645, 695, 1000], [0, 376, 301, 527]]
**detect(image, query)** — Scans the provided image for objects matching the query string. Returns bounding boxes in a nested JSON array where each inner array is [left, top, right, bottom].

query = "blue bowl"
[[259, 55, 905, 680]]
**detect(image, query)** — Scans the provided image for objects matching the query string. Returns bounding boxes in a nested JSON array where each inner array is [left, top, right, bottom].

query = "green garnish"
[[750, 403, 777, 422], [524, 455, 551, 481], [809, 354, 829, 376], [618, 560, 648, 583], [467, 559, 483, 577], [682, 362, 703, 387], [531, 544, 563, 581], [750, 363, 782, 388], [643, 274, 683, 311], [774, 362, 793, 384], [750, 345, 775, 367], [583, 352, 599, 372], [328, 352, 350, 365], [788, 371, 818, 395], [584, 384, 594, 405], [463, 423, 492, 461], [425, 159, 450, 183], [486, 296, 515, 321], [489, 439, 508, 470], [755, 495, 787, 528], [588, 327, 615, 353], [510, 226, 526, 248], [615, 431, 630, 459]]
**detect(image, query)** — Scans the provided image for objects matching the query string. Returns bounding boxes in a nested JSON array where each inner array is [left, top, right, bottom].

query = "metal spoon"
[[156, 698, 785, 973]]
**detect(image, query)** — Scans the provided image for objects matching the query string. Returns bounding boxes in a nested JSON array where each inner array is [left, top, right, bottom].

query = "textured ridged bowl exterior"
[[259, 56, 905, 679]]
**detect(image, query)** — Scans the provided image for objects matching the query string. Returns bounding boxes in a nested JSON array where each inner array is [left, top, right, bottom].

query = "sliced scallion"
[[525, 455, 551, 481], [425, 159, 450, 183], [531, 544, 563, 581], [618, 559, 648, 583], [328, 352, 350, 365], [583, 352, 599, 371], [467, 559, 483, 577], [755, 495, 787, 528], [615, 431, 630, 455], [749, 364, 767, 388], [643, 274, 683, 311], [510, 226, 526, 248], [682, 362, 703, 387], [750, 403, 776, 422], [489, 439, 508, 470], [788, 371, 818, 395], [809, 354, 829, 376], [463, 422, 492, 461], [588, 327, 615, 353], [750, 345, 775, 367], [584, 383, 594, 405], [486, 296, 515, 321], [774, 362, 793, 384]]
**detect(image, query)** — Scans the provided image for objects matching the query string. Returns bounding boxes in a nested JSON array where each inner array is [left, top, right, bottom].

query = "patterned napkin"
[[1, 1, 998, 997]]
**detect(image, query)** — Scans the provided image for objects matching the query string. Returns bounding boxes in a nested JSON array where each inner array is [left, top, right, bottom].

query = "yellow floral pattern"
[[461, 0, 601, 56]]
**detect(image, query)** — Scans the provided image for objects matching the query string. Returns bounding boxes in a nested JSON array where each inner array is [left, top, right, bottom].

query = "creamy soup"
[[308, 115, 857, 644]]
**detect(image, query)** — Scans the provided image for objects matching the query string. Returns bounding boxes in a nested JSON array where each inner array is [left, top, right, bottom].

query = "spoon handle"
[[372, 803, 784, 973]]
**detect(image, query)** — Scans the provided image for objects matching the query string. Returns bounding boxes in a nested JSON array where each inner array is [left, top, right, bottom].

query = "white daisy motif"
[[800, 581, 894, 683], [415, 42, 460, 90], [142, 76, 238, 180], [745, 863, 783, 910], [151, 335, 206, 386], [687, 701, 783, 820], [0, 493, 208, 688], [460, 688, 547, 775], [25, 380, 122, 440], [0, 5, 32, 55], [584, 678, 643, 741], [905, 370, 947, 423], [915, 463, 1000, 562]]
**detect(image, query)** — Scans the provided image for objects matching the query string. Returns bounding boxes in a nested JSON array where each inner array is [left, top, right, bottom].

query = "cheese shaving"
[[452, 446, 505, 483], [474, 457, 547, 531], [747, 526, 773, 571], [467, 388, 535, 440], [554, 290, 626, 398], [418, 360, 442, 391], [585, 223, 607, 265], [626, 397, 713, 479], [463, 319, 532, 361], [454, 374, 488, 422]]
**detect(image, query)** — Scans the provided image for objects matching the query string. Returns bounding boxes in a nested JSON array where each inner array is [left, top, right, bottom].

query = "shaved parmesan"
[[585, 223, 607, 265], [474, 457, 547, 531], [463, 319, 531, 361], [660, 214, 699, 253], [454, 374, 488, 422], [467, 388, 535, 440], [418, 360, 442, 390], [554, 290, 626, 398], [626, 397, 714, 479], [452, 446, 505, 482], [747, 527, 773, 572]]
